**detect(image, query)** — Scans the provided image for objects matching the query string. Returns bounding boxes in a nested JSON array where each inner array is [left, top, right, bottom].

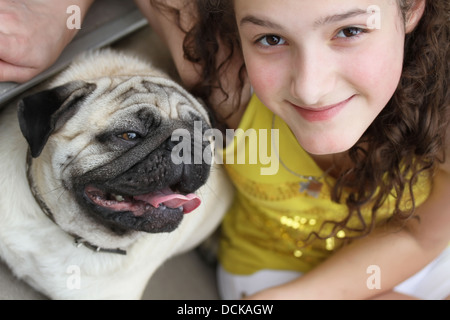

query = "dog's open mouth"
[[85, 186, 201, 216]]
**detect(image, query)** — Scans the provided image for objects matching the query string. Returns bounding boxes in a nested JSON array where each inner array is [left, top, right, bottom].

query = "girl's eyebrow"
[[240, 8, 369, 30], [239, 15, 284, 30], [314, 8, 369, 27]]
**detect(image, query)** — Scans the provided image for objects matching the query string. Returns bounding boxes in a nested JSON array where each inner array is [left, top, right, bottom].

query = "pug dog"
[[0, 49, 233, 299]]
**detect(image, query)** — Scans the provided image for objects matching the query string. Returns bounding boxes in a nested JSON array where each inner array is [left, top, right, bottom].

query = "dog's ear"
[[18, 80, 97, 158]]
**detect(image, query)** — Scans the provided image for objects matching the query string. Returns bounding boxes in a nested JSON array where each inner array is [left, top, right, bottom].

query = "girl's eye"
[[257, 35, 287, 47], [335, 27, 367, 39], [118, 132, 140, 141]]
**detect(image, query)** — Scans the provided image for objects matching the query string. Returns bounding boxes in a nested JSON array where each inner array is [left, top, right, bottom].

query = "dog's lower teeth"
[[113, 194, 125, 202], [159, 205, 167, 210]]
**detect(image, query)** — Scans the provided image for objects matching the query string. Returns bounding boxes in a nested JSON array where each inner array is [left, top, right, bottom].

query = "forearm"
[[253, 231, 433, 300], [248, 170, 450, 300], [134, 0, 250, 129], [133, 0, 200, 88]]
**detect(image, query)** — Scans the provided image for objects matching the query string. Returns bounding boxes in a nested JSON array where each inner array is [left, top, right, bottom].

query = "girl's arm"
[[246, 164, 450, 300], [133, 0, 199, 89], [134, 0, 250, 129]]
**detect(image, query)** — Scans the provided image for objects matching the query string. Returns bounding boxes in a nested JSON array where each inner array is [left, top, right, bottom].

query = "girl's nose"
[[290, 47, 336, 106]]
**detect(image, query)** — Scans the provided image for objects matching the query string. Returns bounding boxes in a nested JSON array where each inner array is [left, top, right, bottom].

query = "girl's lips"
[[291, 95, 355, 122]]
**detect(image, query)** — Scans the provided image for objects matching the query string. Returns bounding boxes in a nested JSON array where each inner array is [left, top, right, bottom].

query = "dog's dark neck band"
[[26, 151, 127, 256]]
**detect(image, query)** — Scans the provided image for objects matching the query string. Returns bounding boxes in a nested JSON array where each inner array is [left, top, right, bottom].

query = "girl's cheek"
[[243, 44, 288, 95], [247, 60, 280, 95], [346, 40, 404, 103]]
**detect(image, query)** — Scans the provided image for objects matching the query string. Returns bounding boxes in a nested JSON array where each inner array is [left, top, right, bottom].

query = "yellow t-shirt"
[[218, 95, 431, 275]]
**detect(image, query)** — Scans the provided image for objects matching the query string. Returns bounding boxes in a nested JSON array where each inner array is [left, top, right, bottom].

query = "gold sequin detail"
[[325, 238, 335, 251], [337, 230, 346, 239], [225, 164, 332, 201]]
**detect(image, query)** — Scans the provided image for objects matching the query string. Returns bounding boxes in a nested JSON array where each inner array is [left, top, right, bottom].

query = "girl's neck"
[[309, 151, 353, 180]]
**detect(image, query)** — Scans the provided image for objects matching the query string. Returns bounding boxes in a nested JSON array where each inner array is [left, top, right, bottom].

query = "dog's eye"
[[118, 132, 140, 141]]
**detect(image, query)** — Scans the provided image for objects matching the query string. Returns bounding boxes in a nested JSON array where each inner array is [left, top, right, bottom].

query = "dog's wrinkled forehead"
[[91, 76, 210, 124], [66, 76, 212, 184]]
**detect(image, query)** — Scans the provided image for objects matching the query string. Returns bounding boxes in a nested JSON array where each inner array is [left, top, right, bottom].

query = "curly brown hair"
[[150, 0, 449, 240]]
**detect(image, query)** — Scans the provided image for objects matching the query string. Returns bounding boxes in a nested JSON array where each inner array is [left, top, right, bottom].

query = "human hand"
[[0, 0, 92, 83]]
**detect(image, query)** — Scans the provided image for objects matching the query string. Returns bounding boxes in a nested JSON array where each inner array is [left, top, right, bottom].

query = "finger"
[[0, 60, 38, 83]]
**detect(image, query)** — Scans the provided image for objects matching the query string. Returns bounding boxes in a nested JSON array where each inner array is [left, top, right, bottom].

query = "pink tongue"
[[134, 189, 201, 214]]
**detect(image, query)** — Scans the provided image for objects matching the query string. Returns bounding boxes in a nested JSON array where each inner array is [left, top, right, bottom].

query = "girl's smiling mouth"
[[290, 95, 355, 122]]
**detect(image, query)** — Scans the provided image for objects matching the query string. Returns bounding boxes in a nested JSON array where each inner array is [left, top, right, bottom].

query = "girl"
[[135, 0, 450, 299]]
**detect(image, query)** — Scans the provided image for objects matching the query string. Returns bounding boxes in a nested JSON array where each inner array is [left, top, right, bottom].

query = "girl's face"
[[235, 0, 413, 155]]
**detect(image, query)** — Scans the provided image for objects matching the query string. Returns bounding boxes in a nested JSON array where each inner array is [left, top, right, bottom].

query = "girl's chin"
[[303, 145, 351, 156]]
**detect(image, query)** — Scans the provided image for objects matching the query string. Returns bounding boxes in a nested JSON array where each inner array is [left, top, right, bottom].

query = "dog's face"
[[18, 76, 213, 247]]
